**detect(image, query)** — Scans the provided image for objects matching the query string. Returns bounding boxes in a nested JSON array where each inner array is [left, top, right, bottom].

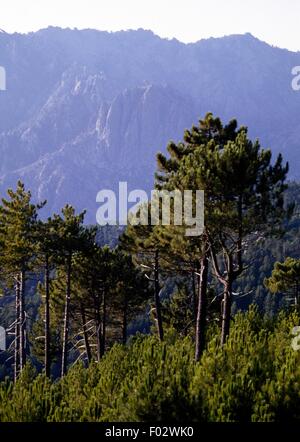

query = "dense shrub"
[[0, 306, 299, 422]]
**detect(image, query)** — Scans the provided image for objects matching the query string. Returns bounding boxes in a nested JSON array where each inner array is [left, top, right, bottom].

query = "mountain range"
[[0, 27, 299, 222]]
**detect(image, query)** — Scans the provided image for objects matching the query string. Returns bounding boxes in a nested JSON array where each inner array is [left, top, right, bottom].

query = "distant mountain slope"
[[0, 28, 299, 221]]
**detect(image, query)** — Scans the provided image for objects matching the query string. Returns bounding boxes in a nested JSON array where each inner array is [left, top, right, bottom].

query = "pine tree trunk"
[[14, 277, 20, 383], [61, 253, 72, 377], [44, 256, 50, 377], [220, 279, 232, 346], [122, 297, 128, 345], [192, 268, 197, 324], [195, 254, 208, 361], [154, 251, 164, 341], [19, 270, 26, 372], [100, 290, 106, 358], [80, 303, 91, 365], [94, 296, 102, 362]]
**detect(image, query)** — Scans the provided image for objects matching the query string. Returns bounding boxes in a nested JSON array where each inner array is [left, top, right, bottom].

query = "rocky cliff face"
[[0, 28, 299, 221]]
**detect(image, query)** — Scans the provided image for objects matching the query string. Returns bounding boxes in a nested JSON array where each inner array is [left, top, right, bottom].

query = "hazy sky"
[[1, 0, 300, 51]]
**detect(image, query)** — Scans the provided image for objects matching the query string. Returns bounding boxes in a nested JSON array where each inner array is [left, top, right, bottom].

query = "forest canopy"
[[0, 114, 299, 422]]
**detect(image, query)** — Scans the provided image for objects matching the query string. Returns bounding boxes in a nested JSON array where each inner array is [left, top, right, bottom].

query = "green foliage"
[[0, 307, 299, 422], [265, 257, 300, 307], [162, 284, 195, 336], [0, 114, 298, 422], [0, 181, 45, 276]]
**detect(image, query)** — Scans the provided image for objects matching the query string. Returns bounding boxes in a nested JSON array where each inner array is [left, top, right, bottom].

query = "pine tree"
[[110, 249, 150, 344], [35, 216, 61, 376], [72, 239, 113, 362], [176, 127, 288, 344], [120, 222, 165, 341], [265, 257, 300, 307], [0, 181, 45, 381], [155, 113, 289, 347], [53, 205, 86, 377], [154, 113, 242, 357]]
